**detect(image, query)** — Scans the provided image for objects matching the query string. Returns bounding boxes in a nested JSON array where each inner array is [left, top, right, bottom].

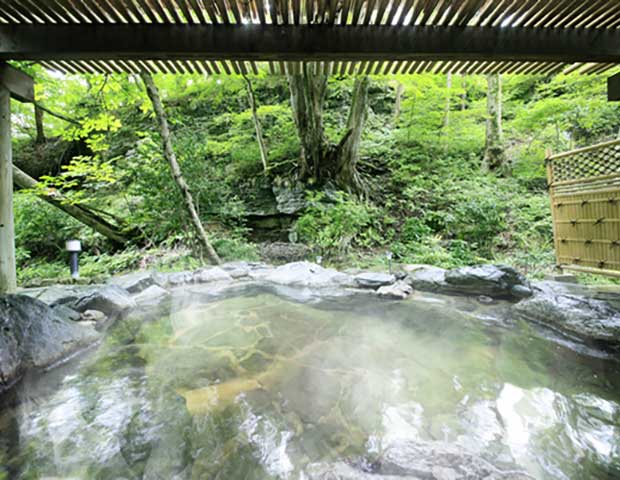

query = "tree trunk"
[[460, 74, 467, 111], [286, 66, 328, 181], [140, 72, 222, 265], [482, 73, 508, 175], [34, 105, 46, 144], [13, 165, 134, 245], [335, 76, 369, 193], [287, 68, 370, 193], [443, 73, 452, 129], [393, 81, 403, 124], [242, 73, 269, 173]]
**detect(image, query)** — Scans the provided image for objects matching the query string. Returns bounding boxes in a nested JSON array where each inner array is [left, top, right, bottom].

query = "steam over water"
[[1, 285, 619, 479]]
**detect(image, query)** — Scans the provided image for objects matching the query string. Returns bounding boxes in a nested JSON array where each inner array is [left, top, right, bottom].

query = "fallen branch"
[[13, 165, 136, 246]]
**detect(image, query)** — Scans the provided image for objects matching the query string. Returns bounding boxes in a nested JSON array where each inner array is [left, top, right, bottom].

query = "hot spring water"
[[1, 285, 619, 479]]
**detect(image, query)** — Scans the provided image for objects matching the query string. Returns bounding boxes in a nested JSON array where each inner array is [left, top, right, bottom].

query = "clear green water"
[[1, 286, 620, 479]]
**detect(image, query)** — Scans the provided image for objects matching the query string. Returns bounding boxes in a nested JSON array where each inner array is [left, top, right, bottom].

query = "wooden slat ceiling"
[[1, 0, 619, 76]]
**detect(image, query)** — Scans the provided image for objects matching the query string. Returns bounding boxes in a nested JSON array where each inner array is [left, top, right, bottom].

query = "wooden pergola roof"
[[1, 0, 620, 75]]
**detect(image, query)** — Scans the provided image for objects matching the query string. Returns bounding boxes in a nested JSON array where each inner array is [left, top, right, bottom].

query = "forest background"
[[11, 66, 620, 285]]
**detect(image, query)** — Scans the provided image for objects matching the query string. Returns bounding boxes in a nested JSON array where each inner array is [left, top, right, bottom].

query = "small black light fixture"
[[66, 240, 82, 280], [386, 251, 393, 275]]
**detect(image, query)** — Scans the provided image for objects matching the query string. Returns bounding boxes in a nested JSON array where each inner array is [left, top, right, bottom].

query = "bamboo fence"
[[547, 139, 620, 277]]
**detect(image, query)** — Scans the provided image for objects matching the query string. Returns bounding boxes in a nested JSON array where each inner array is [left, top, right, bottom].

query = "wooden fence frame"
[[547, 139, 620, 278]]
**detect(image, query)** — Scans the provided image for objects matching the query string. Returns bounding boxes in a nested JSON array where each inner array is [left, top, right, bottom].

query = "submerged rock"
[[512, 285, 620, 345], [0, 295, 101, 387], [73, 285, 136, 316], [137, 390, 193, 480], [263, 262, 352, 288], [81, 309, 106, 323], [477, 295, 495, 305], [306, 438, 531, 479], [408, 265, 532, 300], [355, 272, 396, 289], [377, 281, 413, 300]]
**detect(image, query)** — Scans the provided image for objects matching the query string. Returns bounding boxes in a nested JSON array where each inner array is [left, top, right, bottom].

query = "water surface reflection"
[[1, 286, 619, 479]]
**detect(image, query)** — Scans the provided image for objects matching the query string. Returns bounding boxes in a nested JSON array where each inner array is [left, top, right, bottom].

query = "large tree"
[[482, 73, 509, 175], [286, 67, 370, 194]]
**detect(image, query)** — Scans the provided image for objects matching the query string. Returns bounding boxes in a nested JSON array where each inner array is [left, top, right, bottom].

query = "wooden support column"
[[0, 84, 16, 294], [608, 72, 620, 101]]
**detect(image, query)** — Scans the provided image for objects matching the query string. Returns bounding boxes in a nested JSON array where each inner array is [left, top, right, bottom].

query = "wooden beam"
[[1, 24, 620, 64], [608, 71, 620, 101], [561, 264, 620, 278], [0, 84, 16, 294], [0, 62, 34, 103]]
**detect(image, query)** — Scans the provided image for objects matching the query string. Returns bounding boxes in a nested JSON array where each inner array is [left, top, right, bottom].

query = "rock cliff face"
[[0, 295, 101, 388], [243, 181, 308, 242]]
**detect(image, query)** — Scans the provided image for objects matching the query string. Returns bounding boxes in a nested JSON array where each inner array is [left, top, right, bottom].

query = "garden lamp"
[[65, 240, 82, 280], [386, 251, 393, 275]]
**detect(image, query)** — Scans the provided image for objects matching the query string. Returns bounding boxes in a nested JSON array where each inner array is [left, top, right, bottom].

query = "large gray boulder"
[[132, 285, 171, 306], [355, 272, 396, 289], [0, 295, 101, 387], [154, 271, 194, 287], [259, 242, 312, 264], [263, 262, 352, 288], [221, 261, 268, 279], [73, 285, 136, 316], [50, 303, 82, 322], [408, 265, 532, 300], [512, 286, 620, 345], [22, 285, 99, 307], [444, 265, 532, 299], [192, 267, 233, 284], [109, 271, 156, 293], [407, 266, 448, 291]]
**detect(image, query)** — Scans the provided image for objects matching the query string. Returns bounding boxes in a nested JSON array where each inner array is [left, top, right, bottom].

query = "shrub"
[[294, 192, 382, 257], [14, 192, 107, 262]]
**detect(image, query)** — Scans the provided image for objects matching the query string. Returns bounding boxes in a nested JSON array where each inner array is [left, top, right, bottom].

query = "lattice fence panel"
[[547, 140, 620, 277], [551, 142, 620, 183]]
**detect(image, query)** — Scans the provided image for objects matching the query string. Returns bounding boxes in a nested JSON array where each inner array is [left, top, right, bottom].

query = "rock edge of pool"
[[3, 261, 620, 389], [1, 261, 620, 479]]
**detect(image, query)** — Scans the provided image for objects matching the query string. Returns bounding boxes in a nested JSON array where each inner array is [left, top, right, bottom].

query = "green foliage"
[[14, 192, 107, 262], [12, 66, 618, 283], [294, 192, 381, 257], [212, 233, 259, 262]]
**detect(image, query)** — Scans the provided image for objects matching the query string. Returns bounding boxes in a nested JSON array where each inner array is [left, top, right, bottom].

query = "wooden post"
[[0, 84, 16, 294], [545, 148, 562, 272]]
